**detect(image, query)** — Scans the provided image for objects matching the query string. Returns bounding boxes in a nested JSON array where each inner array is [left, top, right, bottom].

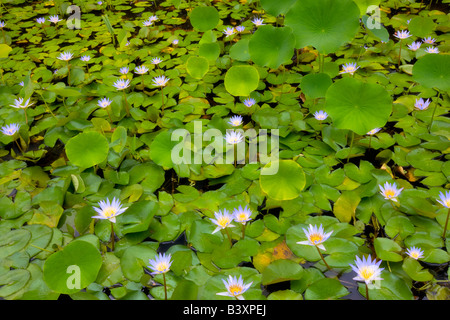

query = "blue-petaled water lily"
[[297, 224, 333, 251], [119, 66, 129, 74], [251, 17, 265, 27], [394, 30, 411, 39], [422, 37, 436, 44], [1, 123, 20, 136], [340, 62, 360, 75], [217, 275, 252, 300], [406, 247, 424, 260], [113, 78, 131, 90], [210, 209, 235, 234], [225, 130, 244, 144], [313, 110, 328, 121], [80, 55, 91, 62], [379, 182, 403, 202], [223, 26, 236, 37], [148, 253, 173, 275], [243, 98, 256, 107], [367, 128, 382, 135], [232, 206, 252, 225], [152, 75, 170, 87], [425, 46, 439, 54], [236, 26, 245, 33], [57, 51, 73, 61], [437, 190, 450, 208], [0, 21, 6, 28], [48, 15, 62, 24], [414, 97, 431, 110], [92, 197, 127, 223], [228, 115, 243, 127], [97, 97, 112, 108], [151, 57, 163, 65], [36, 17, 45, 24], [350, 254, 384, 285], [10, 97, 33, 109], [134, 65, 149, 74], [407, 41, 421, 51]]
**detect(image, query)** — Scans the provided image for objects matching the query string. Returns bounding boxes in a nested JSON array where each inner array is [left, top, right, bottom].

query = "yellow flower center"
[[309, 234, 323, 244], [156, 262, 169, 273], [103, 207, 117, 218], [228, 284, 243, 296], [238, 213, 248, 221], [359, 267, 375, 280], [217, 216, 231, 228], [445, 199, 450, 207], [384, 189, 396, 198], [410, 252, 420, 259]]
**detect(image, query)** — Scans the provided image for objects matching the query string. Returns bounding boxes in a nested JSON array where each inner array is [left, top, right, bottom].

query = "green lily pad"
[[412, 54, 450, 91], [261, 259, 304, 285], [186, 56, 209, 79], [65, 131, 109, 168], [304, 278, 349, 300], [43, 240, 102, 294], [224, 65, 260, 97], [300, 73, 333, 99], [285, 0, 360, 54], [325, 78, 392, 135], [260, 160, 306, 201], [120, 244, 157, 282], [189, 6, 220, 32]]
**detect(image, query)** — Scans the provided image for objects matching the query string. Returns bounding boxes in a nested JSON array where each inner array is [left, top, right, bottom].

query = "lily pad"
[[65, 131, 109, 168], [224, 65, 260, 97]]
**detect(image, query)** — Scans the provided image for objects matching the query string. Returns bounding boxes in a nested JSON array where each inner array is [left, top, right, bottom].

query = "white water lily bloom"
[[150, 57, 163, 65], [113, 78, 131, 90], [243, 98, 256, 107], [406, 247, 424, 260], [367, 128, 381, 135], [148, 253, 173, 275], [225, 130, 244, 144], [97, 97, 112, 108], [223, 26, 236, 37], [414, 98, 431, 110], [36, 17, 46, 24], [350, 254, 384, 285], [228, 115, 243, 127], [152, 75, 170, 87], [80, 55, 91, 62], [379, 181, 403, 202], [394, 30, 411, 40], [425, 46, 439, 54], [217, 275, 252, 300], [232, 206, 252, 225], [422, 37, 436, 44], [210, 209, 235, 234], [235, 26, 245, 33], [92, 197, 127, 223], [0, 21, 6, 28], [1, 123, 20, 136], [297, 224, 333, 251], [57, 51, 73, 61], [313, 110, 328, 121], [134, 65, 149, 74], [10, 97, 33, 109], [49, 15, 62, 24], [437, 190, 450, 208], [119, 66, 129, 74], [251, 17, 265, 26], [340, 62, 360, 75], [407, 41, 422, 51]]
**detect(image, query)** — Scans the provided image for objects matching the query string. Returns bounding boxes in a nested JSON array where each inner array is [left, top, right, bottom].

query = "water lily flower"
[[225, 130, 244, 144], [425, 46, 439, 54], [119, 66, 129, 74], [48, 15, 62, 24], [19, 81, 24, 86], [243, 98, 256, 107], [414, 97, 431, 110], [149, 15, 158, 23], [406, 247, 424, 260], [228, 115, 243, 127], [340, 62, 360, 75], [379, 181, 403, 202], [297, 224, 333, 251], [367, 128, 381, 135], [217, 275, 252, 300], [422, 37, 436, 44], [210, 209, 235, 234], [97, 97, 112, 108], [407, 41, 422, 51], [1, 123, 20, 136], [313, 110, 328, 121], [232, 206, 252, 225], [113, 78, 131, 90], [57, 51, 73, 61], [152, 75, 170, 87], [172, 39, 179, 45], [251, 17, 265, 27], [0, 21, 6, 28], [235, 26, 245, 33], [143, 19, 153, 27], [437, 190, 450, 208], [92, 197, 127, 223], [148, 253, 173, 275], [10, 97, 33, 109], [350, 254, 384, 285], [36, 17, 46, 24], [134, 65, 149, 74], [80, 55, 91, 62], [223, 26, 236, 37], [150, 57, 163, 65], [394, 30, 411, 40]]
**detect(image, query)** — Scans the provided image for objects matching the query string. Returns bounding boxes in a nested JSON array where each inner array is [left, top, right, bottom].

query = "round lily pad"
[[65, 131, 109, 168], [224, 65, 260, 97], [285, 0, 360, 54], [300, 73, 333, 99], [260, 160, 306, 201], [412, 54, 450, 92], [325, 78, 392, 135], [189, 6, 220, 32], [248, 25, 296, 69], [186, 56, 209, 79], [43, 240, 102, 294]]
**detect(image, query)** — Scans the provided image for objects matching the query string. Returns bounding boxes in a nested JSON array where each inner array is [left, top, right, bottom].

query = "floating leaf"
[[189, 6, 220, 32], [65, 131, 109, 168], [412, 54, 450, 91], [224, 65, 260, 97]]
